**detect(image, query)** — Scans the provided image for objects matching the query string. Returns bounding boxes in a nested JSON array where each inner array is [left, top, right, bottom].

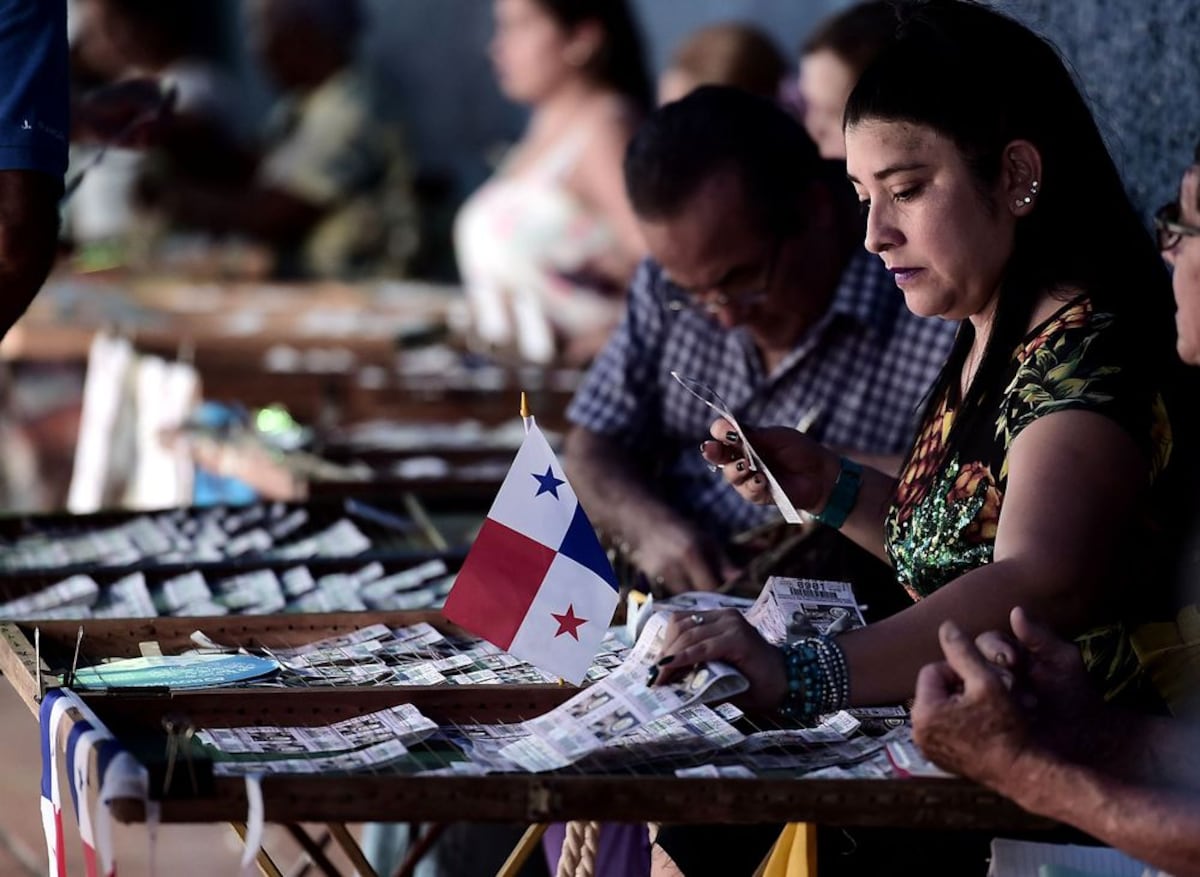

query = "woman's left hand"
[[651, 609, 787, 713]]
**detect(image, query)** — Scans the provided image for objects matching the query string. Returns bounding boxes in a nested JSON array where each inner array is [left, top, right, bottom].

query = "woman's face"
[[1166, 166, 1200, 365], [846, 119, 1018, 323], [490, 0, 578, 104], [798, 49, 856, 160]]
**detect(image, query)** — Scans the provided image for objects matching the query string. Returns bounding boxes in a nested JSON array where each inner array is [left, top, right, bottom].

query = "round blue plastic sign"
[[70, 654, 280, 690]]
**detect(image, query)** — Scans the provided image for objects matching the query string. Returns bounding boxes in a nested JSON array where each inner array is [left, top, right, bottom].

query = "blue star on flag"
[[532, 466, 566, 499]]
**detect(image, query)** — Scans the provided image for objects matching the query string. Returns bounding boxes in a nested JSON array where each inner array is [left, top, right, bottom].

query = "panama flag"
[[443, 421, 618, 684]]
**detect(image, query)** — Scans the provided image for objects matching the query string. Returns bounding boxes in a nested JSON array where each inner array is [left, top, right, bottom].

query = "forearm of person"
[[1103, 715, 1200, 790], [1004, 753, 1200, 877], [831, 448, 903, 478], [564, 426, 686, 546], [0, 171, 61, 338], [162, 183, 320, 245], [817, 462, 896, 563], [839, 556, 1091, 705]]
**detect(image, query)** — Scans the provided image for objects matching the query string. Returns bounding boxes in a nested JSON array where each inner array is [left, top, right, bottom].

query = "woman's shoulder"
[[582, 92, 643, 135], [1014, 293, 1123, 367], [1002, 290, 1169, 474]]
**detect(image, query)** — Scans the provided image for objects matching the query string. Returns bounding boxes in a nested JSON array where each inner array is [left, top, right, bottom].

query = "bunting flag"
[[39, 690, 71, 877], [443, 420, 618, 684], [66, 720, 103, 877], [41, 687, 149, 877]]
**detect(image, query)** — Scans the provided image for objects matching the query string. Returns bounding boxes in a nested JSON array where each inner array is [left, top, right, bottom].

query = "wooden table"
[[0, 614, 1050, 876]]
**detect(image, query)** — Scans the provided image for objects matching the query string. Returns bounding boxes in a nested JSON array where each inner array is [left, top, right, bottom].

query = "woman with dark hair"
[[798, 1, 896, 160], [455, 0, 651, 364]]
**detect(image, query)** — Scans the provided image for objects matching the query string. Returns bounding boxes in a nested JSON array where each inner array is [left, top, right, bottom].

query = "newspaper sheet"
[[497, 613, 748, 772], [198, 703, 437, 756]]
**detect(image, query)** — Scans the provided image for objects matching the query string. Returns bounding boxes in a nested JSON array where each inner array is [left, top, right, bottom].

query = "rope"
[[577, 822, 601, 877], [555, 822, 585, 877]]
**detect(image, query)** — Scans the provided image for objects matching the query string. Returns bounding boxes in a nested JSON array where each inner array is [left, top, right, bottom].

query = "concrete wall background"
[[1002, 0, 1200, 215]]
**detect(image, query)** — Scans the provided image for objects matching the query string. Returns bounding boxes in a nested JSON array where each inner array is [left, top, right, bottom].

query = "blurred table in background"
[[0, 272, 583, 511]]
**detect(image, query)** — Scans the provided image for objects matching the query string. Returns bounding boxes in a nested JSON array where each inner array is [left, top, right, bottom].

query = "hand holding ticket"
[[671, 371, 806, 523]]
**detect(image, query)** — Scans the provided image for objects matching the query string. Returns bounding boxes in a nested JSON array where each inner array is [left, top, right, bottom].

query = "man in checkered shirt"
[[565, 87, 956, 594]]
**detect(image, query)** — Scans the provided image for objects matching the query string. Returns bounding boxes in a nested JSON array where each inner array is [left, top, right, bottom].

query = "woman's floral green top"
[[884, 297, 1173, 698]]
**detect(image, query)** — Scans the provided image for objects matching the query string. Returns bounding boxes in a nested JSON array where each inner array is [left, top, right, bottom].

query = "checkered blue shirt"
[[567, 249, 959, 536]]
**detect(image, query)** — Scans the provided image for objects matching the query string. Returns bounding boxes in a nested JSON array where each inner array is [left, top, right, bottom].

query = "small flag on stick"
[[443, 398, 617, 684]]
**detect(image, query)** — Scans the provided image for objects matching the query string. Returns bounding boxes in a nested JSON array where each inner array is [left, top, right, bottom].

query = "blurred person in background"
[[454, 0, 651, 365], [657, 22, 788, 105], [797, 1, 895, 160], [0, 0, 67, 337], [86, 0, 248, 170], [137, 0, 418, 279], [64, 0, 248, 261]]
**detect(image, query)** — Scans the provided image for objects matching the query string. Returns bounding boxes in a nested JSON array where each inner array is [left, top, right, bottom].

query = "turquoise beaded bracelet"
[[778, 636, 851, 722]]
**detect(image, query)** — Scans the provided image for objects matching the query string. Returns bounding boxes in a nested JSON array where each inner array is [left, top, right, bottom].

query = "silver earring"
[[1015, 180, 1039, 209]]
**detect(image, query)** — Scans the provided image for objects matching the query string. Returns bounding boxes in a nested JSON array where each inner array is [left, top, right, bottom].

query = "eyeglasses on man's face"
[[663, 236, 783, 316], [1155, 200, 1200, 253]]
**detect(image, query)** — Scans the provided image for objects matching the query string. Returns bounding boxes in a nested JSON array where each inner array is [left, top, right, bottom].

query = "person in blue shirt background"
[[0, 0, 69, 338]]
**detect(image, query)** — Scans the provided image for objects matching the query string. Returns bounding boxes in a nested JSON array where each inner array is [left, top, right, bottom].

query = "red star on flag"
[[551, 604, 588, 640]]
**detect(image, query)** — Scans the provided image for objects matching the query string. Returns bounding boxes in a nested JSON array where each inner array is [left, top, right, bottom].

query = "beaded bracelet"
[[778, 635, 851, 722]]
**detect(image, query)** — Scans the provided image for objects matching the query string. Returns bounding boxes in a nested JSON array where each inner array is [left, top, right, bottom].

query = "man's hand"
[[912, 607, 1110, 799], [973, 607, 1108, 765], [74, 78, 175, 148], [911, 619, 1034, 792], [627, 515, 735, 594]]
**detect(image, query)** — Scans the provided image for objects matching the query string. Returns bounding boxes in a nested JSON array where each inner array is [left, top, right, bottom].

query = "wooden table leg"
[[392, 823, 448, 877], [230, 821, 285, 877], [285, 824, 342, 877], [496, 824, 549, 877], [326, 823, 379, 877]]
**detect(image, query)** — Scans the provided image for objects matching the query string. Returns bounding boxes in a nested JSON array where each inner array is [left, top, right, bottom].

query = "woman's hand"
[[700, 417, 840, 513], [650, 609, 787, 713]]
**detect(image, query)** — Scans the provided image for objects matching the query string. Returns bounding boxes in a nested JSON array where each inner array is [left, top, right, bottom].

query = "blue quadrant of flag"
[[559, 505, 617, 590]]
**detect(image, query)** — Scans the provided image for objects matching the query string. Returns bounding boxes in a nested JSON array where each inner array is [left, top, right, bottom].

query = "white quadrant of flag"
[[507, 552, 619, 684], [487, 424, 579, 547]]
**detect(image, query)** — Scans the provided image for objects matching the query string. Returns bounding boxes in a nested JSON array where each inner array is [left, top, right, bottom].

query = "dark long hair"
[[802, 1, 897, 76], [845, 0, 1176, 457], [534, 0, 652, 111]]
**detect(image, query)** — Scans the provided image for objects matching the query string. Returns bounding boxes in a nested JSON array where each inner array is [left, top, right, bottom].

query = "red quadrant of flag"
[[442, 518, 556, 649]]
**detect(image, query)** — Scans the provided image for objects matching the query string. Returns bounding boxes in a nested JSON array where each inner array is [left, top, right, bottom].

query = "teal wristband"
[[813, 457, 863, 529]]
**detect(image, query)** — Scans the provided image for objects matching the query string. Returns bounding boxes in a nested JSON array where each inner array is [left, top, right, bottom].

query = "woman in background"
[[797, 1, 894, 160], [657, 22, 788, 105], [455, 0, 650, 364]]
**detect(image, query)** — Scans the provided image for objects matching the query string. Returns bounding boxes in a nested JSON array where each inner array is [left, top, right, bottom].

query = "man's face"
[[1165, 166, 1200, 365], [639, 170, 812, 341]]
